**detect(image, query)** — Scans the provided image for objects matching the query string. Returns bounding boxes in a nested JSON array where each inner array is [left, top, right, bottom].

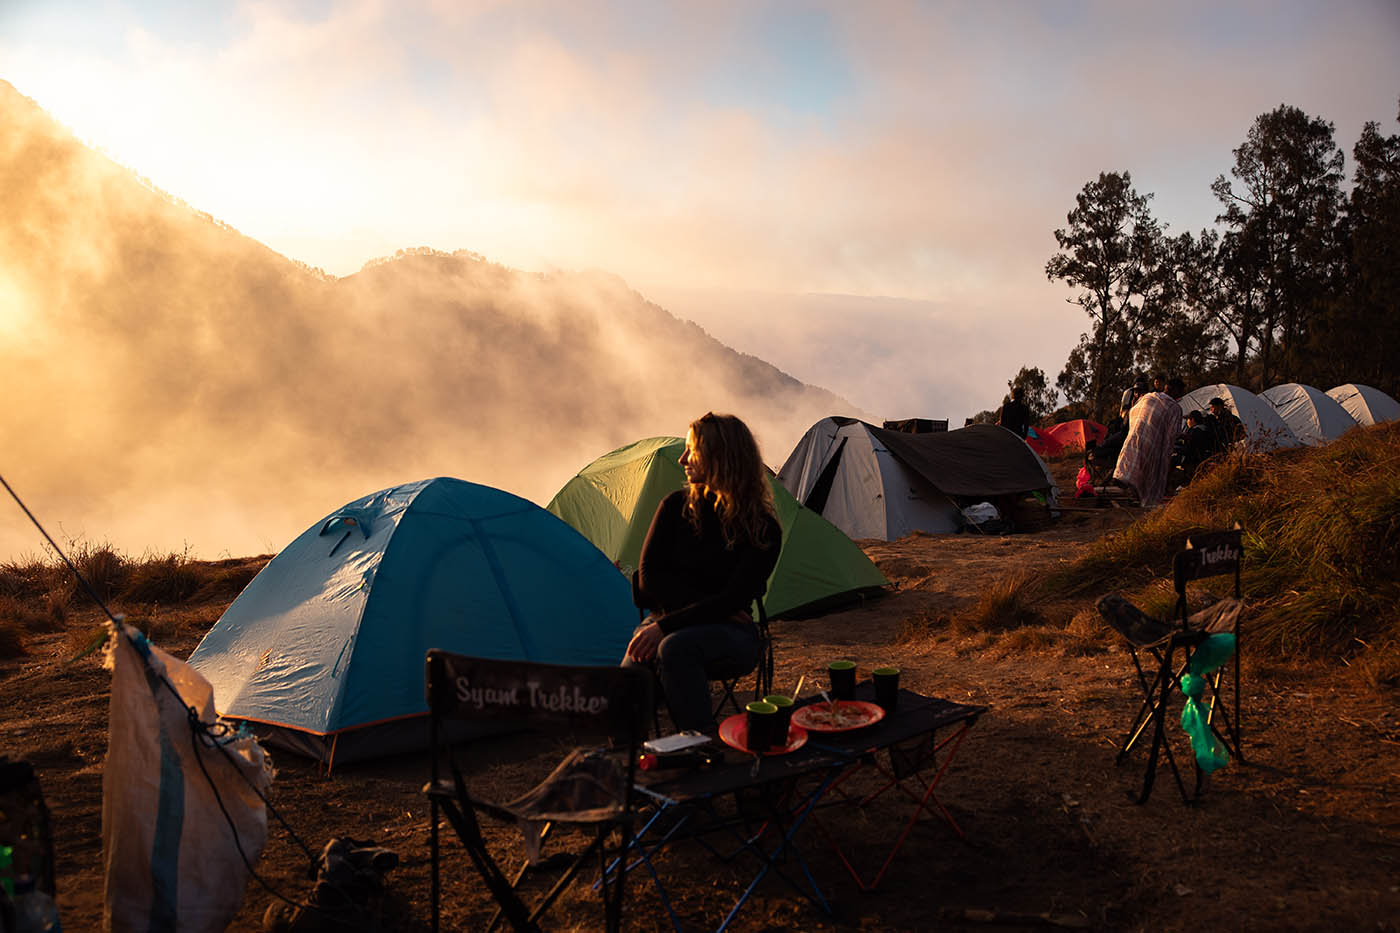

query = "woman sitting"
[[623, 413, 782, 733]]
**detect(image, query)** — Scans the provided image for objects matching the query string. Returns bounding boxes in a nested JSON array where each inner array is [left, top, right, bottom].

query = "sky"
[[3, 0, 1399, 421]]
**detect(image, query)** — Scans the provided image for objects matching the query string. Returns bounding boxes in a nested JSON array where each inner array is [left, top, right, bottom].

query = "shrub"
[[123, 553, 202, 604], [72, 542, 128, 605]]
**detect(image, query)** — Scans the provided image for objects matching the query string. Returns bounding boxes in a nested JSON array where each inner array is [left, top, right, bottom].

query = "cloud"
[[2, 0, 1398, 470]]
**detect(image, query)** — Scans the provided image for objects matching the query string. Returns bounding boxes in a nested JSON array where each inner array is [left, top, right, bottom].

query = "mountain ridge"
[[0, 79, 864, 560]]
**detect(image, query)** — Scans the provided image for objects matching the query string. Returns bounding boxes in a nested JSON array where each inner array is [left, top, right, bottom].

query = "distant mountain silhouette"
[[0, 80, 859, 558]]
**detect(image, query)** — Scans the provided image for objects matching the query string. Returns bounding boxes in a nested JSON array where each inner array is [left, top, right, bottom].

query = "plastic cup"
[[763, 694, 795, 747], [745, 700, 778, 752], [873, 666, 900, 713], [828, 660, 857, 701]]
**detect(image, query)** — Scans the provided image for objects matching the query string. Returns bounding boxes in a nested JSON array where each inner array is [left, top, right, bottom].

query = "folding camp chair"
[[630, 571, 773, 728], [1097, 526, 1245, 804], [1083, 438, 1117, 488], [712, 599, 774, 719], [423, 652, 650, 932]]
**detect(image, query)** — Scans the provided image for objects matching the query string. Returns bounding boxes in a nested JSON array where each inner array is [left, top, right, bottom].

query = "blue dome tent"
[[188, 477, 636, 766]]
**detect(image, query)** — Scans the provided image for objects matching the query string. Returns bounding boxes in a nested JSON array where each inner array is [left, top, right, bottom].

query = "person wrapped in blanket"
[[623, 413, 782, 732], [1113, 377, 1184, 506]]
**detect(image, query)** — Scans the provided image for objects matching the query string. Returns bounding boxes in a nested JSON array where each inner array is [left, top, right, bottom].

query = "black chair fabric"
[[423, 652, 649, 932]]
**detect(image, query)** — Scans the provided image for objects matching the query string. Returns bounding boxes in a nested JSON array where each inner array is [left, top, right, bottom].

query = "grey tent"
[[1326, 384, 1400, 426], [777, 418, 1056, 541], [1260, 383, 1358, 446], [1178, 384, 1302, 450]]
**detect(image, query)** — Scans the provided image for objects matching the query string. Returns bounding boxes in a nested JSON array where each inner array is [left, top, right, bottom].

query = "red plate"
[[718, 714, 809, 756], [791, 700, 885, 733]]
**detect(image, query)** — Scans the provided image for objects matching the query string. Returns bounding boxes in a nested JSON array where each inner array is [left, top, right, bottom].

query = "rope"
[[0, 472, 345, 918]]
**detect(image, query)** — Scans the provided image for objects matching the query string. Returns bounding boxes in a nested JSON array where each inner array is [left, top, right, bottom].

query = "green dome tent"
[[546, 436, 889, 618]]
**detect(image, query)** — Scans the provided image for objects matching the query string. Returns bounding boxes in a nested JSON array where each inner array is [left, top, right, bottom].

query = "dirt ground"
[[2, 467, 1398, 932]]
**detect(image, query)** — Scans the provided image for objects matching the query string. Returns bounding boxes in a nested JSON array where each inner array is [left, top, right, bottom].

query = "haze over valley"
[[0, 81, 859, 560]]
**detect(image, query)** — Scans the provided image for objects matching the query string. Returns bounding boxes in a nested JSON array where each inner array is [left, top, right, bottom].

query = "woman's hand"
[[626, 621, 664, 662]]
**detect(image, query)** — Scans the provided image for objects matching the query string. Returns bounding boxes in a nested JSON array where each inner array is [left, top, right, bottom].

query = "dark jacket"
[[635, 490, 781, 634], [998, 399, 1031, 438]]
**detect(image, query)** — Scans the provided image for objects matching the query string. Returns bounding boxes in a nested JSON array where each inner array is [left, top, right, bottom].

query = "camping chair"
[[712, 598, 774, 719], [1097, 526, 1245, 804], [1083, 439, 1114, 486], [423, 652, 650, 932], [630, 571, 773, 729]]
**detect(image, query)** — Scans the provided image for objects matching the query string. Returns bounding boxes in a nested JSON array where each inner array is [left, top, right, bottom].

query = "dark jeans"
[[622, 621, 760, 732]]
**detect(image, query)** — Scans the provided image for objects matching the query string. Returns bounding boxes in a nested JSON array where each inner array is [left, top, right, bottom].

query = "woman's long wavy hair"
[[684, 412, 776, 549]]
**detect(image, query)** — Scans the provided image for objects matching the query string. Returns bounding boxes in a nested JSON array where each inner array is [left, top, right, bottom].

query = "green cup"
[[763, 694, 795, 746], [745, 700, 778, 752], [873, 666, 900, 713], [828, 659, 857, 701]]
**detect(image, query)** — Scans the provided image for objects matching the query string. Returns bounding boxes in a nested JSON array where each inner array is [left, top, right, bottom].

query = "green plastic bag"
[[1179, 633, 1236, 773], [1, 843, 13, 897]]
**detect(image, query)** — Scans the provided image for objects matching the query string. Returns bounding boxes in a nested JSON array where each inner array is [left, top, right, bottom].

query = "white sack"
[[102, 623, 273, 932]]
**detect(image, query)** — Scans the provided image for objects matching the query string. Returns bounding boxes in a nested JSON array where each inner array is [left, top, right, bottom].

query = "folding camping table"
[[622, 741, 855, 932], [613, 684, 986, 929], [800, 683, 986, 891]]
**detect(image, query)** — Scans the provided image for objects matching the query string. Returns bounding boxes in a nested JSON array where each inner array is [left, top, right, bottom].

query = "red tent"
[[1024, 427, 1064, 458], [1041, 419, 1108, 454]]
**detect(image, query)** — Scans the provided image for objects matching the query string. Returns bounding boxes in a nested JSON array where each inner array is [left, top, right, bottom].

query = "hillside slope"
[[0, 80, 857, 559]]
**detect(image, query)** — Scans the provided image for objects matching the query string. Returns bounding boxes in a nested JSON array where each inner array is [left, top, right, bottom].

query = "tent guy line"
[[0, 470, 321, 919]]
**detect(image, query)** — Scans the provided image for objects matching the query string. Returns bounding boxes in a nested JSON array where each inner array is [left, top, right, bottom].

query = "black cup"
[[745, 700, 778, 752], [873, 666, 900, 713], [764, 695, 794, 747], [828, 660, 856, 701]]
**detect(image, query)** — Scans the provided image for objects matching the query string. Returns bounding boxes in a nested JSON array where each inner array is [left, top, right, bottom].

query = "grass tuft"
[[123, 552, 202, 604], [1351, 641, 1400, 689], [954, 570, 1043, 634], [0, 557, 55, 599]]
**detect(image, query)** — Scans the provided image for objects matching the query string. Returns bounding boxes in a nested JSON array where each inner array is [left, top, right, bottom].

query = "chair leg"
[[1233, 635, 1244, 762], [1135, 644, 1192, 805]]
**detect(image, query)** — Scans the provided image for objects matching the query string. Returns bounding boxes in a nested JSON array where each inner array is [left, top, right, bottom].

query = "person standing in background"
[[998, 386, 1031, 439], [1120, 374, 1149, 423]]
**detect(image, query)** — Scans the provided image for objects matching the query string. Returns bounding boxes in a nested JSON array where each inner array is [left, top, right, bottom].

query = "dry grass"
[[895, 608, 951, 642], [0, 593, 60, 633], [0, 556, 54, 599], [1037, 422, 1400, 669], [0, 618, 26, 658], [191, 557, 268, 602], [64, 622, 109, 659], [952, 569, 1043, 634], [1350, 640, 1400, 689], [72, 542, 128, 604], [123, 552, 202, 604], [1, 547, 263, 661]]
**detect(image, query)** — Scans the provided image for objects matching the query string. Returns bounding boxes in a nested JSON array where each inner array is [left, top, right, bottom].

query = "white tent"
[[777, 418, 1056, 541], [1326, 384, 1400, 426], [1177, 384, 1302, 450], [1260, 384, 1359, 446]]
